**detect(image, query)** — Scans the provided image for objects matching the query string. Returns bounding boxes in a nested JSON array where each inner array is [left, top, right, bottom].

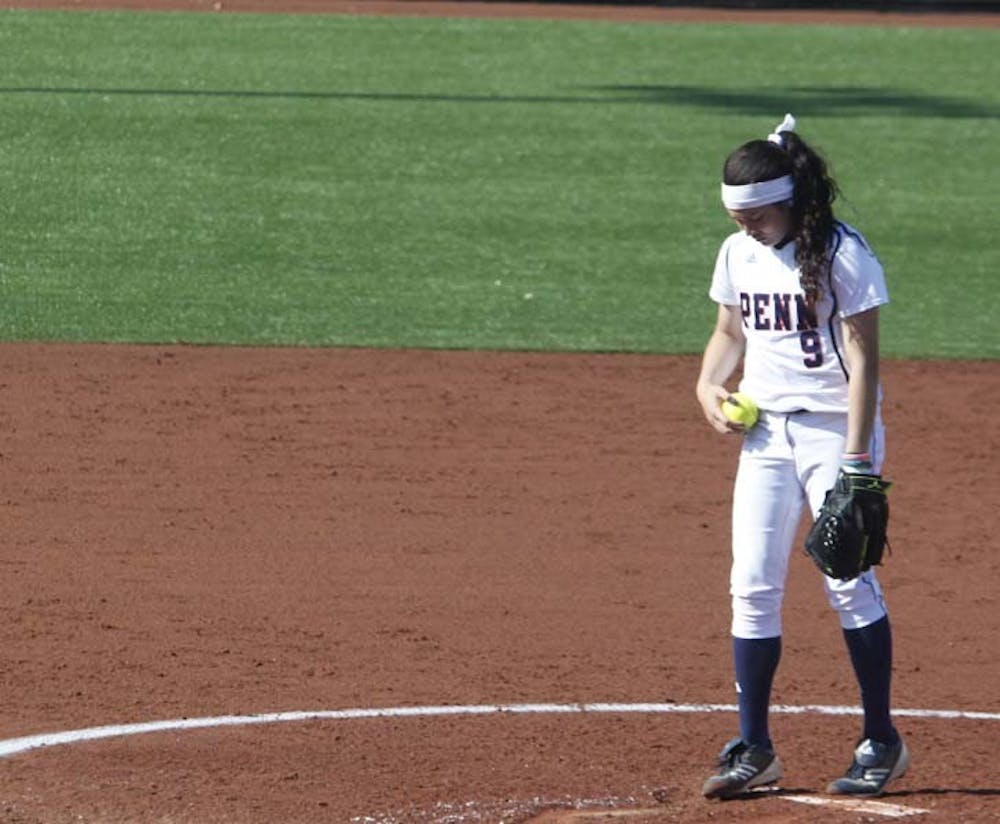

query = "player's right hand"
[[697, 383, 744, 435]]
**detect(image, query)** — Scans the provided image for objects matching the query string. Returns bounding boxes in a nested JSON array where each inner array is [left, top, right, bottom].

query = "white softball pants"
[[730, 410, 888, 639]]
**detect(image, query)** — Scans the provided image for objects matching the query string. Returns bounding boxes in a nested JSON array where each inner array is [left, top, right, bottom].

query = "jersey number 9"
[[800, 330, 823, 368]]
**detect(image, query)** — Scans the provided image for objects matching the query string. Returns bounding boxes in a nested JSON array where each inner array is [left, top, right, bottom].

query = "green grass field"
[[0, 9, 997, 357]]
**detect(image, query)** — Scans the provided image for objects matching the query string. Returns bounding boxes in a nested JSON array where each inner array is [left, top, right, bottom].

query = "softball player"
[[695, 115, 908, 799]]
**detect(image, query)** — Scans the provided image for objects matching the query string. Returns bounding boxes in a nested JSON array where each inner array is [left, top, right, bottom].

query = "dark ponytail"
[[723, 133, 839, 305]]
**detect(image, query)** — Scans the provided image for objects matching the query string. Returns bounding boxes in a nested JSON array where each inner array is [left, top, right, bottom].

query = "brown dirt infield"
[[2, 345, 998, 822], [2, 2, 1000, 823]]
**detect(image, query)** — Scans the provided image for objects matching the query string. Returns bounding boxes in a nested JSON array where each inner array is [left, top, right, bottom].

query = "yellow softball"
[[721, 392, 759, 428]]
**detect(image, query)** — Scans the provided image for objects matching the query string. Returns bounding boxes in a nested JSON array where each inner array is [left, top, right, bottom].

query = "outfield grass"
[[0, 10, 997, 357]]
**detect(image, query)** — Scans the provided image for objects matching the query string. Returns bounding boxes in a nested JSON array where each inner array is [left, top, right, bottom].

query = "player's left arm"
[[807, 305, 891, 580], [842, 306, 880, 456]]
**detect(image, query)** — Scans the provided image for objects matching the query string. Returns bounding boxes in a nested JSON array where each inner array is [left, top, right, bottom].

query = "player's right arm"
[[696, 303, 747, 434]]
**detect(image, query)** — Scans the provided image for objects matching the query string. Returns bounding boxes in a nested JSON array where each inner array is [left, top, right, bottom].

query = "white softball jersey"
[[709, 221, 889, 413]]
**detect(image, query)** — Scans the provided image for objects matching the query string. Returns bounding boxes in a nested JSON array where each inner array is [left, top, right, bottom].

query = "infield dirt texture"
[[2, 2, 1000, 823]]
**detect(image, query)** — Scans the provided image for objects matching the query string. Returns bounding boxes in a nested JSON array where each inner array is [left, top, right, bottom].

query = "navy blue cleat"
[[827, 736, 910, 796], [702, 737, 782, 799]]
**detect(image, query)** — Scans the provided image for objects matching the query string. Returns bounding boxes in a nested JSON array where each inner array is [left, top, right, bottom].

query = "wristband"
[[841, 453, 873, 474], [842, 451, 871, 462]]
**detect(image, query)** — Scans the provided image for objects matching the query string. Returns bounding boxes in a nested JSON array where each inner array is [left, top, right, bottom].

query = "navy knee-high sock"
[[842, 615, 897, 744], [733, 636, 782, 750]]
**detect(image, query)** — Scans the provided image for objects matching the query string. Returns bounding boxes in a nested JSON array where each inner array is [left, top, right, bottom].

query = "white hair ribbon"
[[720, 175, 794, 210], [767, 113, 796, 146]]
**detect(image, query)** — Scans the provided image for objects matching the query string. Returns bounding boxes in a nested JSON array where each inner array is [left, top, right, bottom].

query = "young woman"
[[695, 115, 908, 799]]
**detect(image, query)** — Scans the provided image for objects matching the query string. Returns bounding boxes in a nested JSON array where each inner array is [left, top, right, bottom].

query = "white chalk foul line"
[[1, 700, 998, 760]]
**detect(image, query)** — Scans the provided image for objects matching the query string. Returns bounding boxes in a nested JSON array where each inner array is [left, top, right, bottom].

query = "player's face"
[[727, 203, 793, 247]]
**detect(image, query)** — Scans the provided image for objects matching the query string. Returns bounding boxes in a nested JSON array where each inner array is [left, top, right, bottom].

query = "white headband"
[[720, 114, 797, 210], [720, 175, 794, 209]]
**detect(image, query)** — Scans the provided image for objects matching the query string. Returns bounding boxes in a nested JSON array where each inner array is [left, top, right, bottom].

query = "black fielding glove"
[[804, 469, 892, 581]]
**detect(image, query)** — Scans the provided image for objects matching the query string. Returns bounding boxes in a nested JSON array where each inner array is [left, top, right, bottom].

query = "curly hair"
[[723, 134, 839, 306]]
